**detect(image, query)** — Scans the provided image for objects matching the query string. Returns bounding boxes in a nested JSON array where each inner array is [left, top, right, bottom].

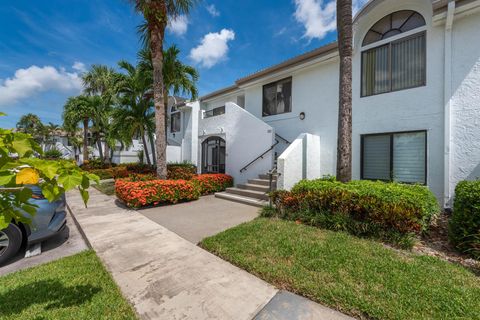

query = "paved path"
[[0, 211, 88, 276], [67, 188, 354, 320], [140, 195, 259, 244]]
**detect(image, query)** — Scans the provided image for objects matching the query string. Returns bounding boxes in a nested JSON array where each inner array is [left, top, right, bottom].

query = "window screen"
[[262, 77, 292, 116]]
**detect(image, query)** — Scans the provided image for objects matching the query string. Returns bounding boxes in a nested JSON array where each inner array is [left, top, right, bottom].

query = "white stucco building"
[[169, 0, 480, 207]]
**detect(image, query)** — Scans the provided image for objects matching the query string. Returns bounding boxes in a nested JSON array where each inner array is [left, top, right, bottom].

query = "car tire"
[[0, 224, 23, 265]]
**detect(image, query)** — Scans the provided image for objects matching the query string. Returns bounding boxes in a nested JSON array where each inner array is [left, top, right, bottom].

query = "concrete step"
[[237, 183, 270, 192], [248, 179, 274, 186], [215, 192, 268, 208], [225, 188, 269, 201]]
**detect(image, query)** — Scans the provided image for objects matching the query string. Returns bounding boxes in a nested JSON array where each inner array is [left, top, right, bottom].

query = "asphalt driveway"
[[140, 195, 260, 244]]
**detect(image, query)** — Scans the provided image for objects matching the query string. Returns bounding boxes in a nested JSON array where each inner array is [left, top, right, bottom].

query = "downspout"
[[444, 0, 456, 208]]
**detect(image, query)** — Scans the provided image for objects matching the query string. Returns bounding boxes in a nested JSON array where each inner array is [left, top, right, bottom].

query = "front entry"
[[201, 137, 226, 174]]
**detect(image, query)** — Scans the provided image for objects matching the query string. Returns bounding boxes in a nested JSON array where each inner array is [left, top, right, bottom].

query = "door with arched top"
[[201, 137, 226, 174]]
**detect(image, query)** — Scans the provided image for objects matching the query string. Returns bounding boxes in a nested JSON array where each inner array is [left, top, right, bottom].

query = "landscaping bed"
[[201, 218, 480, 320], [93, 181, 116, 196], [267, 178, 439, 248], [0, 250, 137, 320], [115, 173, 233, 208]]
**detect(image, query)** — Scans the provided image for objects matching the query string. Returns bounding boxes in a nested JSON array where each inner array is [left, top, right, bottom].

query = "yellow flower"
[[16, 168, 40, 185]]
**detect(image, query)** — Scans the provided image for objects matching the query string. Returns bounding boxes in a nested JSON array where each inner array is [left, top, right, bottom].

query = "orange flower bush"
[[115, 178, 201, 208], [115, 173, 233, 208], [192, 174, 234, 195]]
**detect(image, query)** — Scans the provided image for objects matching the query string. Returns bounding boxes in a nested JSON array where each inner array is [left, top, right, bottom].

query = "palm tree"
[[82, 65, 118, 164], [63, 95, 100, 163], [16, 113, 44, 143], [113, 60, 155, 165], [138, 45, 198, 139], [130, 0, 197, 179], [336, 0, 353, 182]]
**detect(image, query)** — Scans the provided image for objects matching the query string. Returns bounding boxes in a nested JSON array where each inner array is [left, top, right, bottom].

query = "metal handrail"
[[239, 140, 279, 173], [275, 133, 291, 145], [267, 167, 280, 207]]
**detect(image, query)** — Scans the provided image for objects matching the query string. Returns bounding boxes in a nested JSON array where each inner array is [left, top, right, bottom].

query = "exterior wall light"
[[299, 112, 306, 120]]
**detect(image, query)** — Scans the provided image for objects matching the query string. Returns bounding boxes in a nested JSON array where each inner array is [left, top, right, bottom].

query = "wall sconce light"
[[299, 112, 306, 120]]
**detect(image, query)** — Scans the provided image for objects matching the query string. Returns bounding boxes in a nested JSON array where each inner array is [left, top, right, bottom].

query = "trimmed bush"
[[167, 163, 197, 180], [193, 174, 234, 195], [269, 179, 439, 247], [449, 180, 480, 258], [115, 177, 201, 208], [43, 148, 63, 159]]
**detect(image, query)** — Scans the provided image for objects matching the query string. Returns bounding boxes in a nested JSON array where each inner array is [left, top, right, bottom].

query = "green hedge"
[[267, 179, 439, 248], [449, 180, 480, 258]]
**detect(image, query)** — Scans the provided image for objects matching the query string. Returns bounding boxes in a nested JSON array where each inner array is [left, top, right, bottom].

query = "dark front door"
[[202, 137, 226, 174]]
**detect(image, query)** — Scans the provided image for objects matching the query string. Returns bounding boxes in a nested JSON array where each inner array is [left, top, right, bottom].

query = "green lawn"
[[93, 181, 116, 196], [201, 218, 480, 320], [0, 250, 137, 320]]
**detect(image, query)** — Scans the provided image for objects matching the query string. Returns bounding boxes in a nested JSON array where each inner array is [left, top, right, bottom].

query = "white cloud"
[[167, 15, 189, 36], [206, 4, 220, 17], [294, 0, 369, 40], [72, 61, 87, 73], [0, 65, 83, 107], [189, 29, 235, 68]]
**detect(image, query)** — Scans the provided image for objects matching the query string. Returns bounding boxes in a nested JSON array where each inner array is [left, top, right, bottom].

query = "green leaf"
[[0, 215, 8, 230], [0, 171, 15, 185], [80, 188, 89, 207], [0, 112, 6, 116], [17, 187, 33, 203], [12, 137, 33, 157], [81, 175, 90, 189], [34, 161, 59, 180], [21, 203, 37, 215], [87, 173, 100, 185], [58, 173, 83, 191], [41, 184, 59, 202]]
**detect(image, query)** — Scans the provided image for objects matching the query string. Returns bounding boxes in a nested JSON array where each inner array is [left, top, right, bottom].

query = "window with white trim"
[[361, 11, 426, 97]]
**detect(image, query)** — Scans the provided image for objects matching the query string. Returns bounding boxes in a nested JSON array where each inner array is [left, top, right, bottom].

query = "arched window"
[[201, 137, 226, 174], [170, 106, 181, 133], [361, 11, 426, 97], [363, 10, 426, 46]]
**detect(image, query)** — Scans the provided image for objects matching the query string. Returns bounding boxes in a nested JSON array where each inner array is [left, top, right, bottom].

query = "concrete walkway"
[[67, 188, 354, 320], [140, 195, 259, 244]]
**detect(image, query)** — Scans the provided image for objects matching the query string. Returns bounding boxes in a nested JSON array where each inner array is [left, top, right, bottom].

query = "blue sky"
[[0, 0, 366, 128]]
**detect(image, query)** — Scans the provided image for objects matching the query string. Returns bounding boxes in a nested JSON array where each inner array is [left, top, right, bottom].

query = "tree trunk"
[[83, 118, 89, 163], [141, 132, 152, 166], [149, 132, 156, 168], [104, 140, 111, 165], [96, 135, 104, 161], [149, 19, 168, 179], [164, 88, 169, 142], [336, 0, 353, 182]]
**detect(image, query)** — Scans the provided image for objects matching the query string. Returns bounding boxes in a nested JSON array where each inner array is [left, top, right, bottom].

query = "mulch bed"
[[413, 212, 479, 271]]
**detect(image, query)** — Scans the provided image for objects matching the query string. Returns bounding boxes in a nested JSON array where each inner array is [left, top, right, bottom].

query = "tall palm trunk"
[[149, 19, 168, 179], [336, 0, 353, 182], [83, 118, 89, 163], [104, 141, 111, 165], [96, 134, 104, 161], [149, 132, 156, 167], [164, 88, 169, 142], [141, 132, 152, 166]]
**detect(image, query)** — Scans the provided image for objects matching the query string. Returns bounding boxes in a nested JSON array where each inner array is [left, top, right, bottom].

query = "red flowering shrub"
[[115, 177, 201, 208], [192, 174, 233, 195], [167, 164, 197, 180]]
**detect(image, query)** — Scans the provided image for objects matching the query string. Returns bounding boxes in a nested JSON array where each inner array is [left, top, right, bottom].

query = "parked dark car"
[[0, 186, 67, 265]]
